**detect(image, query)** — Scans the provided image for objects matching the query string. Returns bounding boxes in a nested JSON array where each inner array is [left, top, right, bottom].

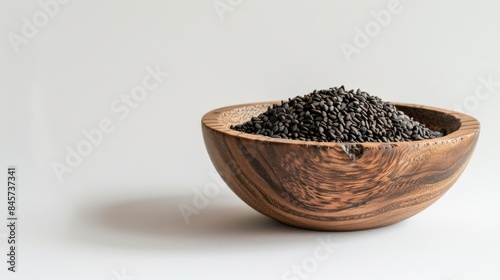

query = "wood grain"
[[201, 102, 480, 231]]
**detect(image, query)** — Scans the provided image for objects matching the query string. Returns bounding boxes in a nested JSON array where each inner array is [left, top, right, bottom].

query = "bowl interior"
[[396, 105, 460, 136]]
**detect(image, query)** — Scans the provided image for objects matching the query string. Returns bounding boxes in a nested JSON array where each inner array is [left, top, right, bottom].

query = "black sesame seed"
[[230, 86, 443, 142]]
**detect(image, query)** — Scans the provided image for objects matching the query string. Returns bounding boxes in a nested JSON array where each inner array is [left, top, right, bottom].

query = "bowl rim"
[[202, 101, 480, 147]]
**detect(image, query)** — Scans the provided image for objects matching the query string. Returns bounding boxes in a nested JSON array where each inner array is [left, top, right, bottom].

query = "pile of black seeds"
[[231, 86, 444, 142]]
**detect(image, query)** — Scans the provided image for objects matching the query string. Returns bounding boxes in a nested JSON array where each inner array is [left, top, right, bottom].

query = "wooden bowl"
[[201, 102, 480, 231]]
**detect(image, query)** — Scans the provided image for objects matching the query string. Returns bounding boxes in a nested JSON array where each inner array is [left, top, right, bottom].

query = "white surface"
[[1, 1, 499, 279]]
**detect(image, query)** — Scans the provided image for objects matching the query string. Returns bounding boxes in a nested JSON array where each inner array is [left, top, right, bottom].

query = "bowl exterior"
[[202, 103, 480, 231]]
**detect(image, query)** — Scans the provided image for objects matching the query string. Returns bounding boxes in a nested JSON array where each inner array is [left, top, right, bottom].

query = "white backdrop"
[[1, 1, 499, 279]]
